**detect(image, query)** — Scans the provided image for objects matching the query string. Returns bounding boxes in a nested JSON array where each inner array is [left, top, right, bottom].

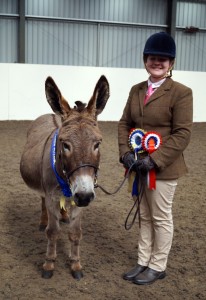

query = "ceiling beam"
[[167, 0, 177, 38], [18, 0, 25, 63]]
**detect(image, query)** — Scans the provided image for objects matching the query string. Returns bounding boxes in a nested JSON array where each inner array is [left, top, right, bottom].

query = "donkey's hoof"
[[71, 270, 83, 280], [39, 224, 47, 232], [42, 269, 53, 279]]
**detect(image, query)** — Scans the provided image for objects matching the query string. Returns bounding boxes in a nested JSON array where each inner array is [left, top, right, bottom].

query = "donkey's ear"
[[87, 75, 110, 118], [45, 77, 71, 117]]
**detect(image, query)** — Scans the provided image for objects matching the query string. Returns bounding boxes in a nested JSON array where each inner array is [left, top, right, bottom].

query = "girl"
[[118, 32, 193, 285]]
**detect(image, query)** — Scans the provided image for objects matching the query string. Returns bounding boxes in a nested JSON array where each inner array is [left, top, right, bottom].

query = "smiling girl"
[[118, 32, 193, 285]]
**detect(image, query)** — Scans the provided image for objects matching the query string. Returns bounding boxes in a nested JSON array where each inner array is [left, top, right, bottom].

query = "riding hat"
[[143, 32, 176, 59]]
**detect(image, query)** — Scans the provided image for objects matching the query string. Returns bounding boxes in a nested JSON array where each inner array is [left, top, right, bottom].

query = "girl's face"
[[145, 55, 174, 82]]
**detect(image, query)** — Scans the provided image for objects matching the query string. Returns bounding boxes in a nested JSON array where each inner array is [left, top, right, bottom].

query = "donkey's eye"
[[63, 143, 70, 152]]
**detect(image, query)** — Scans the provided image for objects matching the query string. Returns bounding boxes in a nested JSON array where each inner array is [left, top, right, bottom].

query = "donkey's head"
[[45, 76, 110, 207]]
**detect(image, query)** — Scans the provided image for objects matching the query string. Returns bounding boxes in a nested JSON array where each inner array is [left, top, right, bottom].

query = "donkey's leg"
[[68, 207, 83, 280], [42, 205, 61, 279], [39, 197, 48, 231]]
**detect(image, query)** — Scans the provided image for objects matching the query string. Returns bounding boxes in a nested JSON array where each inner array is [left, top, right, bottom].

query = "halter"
[[50, 129, 99, 197]]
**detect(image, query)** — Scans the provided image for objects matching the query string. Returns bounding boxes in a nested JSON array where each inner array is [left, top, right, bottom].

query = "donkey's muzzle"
[[74, 192, 95, 207]]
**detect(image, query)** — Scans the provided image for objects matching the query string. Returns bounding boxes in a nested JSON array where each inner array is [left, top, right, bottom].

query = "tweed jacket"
[[118, 78, 193, 180]]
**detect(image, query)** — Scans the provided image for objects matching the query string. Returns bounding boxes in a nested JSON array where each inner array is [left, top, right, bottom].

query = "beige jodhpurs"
[[137, 179, 178, 272]]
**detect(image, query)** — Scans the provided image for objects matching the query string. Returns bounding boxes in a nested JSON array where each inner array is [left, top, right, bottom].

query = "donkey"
[[20, 75, 110, 280]]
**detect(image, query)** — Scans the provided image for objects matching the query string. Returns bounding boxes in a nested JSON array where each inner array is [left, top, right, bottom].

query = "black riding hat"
[[143, 32, 176, 59]]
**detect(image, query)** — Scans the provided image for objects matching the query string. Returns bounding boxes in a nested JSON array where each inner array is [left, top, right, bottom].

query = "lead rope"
[[124, 171, 146, 230], [94, 174, 128, 195], [94, 163, 134, 195], [95, 163, 146, 230]]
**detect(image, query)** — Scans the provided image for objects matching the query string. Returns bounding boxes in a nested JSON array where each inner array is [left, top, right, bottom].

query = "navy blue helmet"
[[143, 32, 176, 58]]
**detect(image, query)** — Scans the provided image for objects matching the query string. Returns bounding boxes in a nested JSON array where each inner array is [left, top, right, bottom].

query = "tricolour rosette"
[[128, 128, 146, 154], [142, 131, 162, 190], [142, 131, 162, 154]]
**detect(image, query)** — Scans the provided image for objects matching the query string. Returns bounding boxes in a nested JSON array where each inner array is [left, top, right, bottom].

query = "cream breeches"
[[137, 179, 178, 272]]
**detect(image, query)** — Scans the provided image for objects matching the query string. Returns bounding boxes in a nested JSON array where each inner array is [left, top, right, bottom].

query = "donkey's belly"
[[20, 114, 61, 192]]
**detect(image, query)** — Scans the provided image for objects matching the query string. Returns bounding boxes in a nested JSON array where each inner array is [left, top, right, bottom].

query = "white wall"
[[0, 63, 205, 122]]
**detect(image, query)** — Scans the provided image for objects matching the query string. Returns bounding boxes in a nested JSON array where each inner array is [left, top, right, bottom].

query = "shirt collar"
[[148, 77, 166, 89]]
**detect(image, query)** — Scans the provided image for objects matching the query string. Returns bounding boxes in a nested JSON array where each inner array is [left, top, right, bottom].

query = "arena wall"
[[0, 63, 205, 122]]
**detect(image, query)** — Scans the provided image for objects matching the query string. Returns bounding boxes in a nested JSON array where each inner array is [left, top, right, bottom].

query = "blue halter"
[[50, 130, 72, 197]]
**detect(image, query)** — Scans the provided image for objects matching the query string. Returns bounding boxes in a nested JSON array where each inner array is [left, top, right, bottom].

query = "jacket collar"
[[139, 77, 173, 105]]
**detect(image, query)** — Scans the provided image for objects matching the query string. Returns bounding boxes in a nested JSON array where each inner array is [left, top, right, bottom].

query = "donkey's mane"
[[74, 101, 87, 112]]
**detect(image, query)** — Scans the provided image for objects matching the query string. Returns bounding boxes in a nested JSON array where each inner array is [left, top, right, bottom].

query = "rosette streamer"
[[50, 130, 72, 197], [128, 129, 146, 196]]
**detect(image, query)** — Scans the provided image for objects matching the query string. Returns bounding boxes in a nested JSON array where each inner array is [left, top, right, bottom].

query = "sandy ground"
[[0, 121, 205, 300]]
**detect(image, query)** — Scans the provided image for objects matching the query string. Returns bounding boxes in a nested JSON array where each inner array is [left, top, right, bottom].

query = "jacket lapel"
[[139, 82, 147, 114], [144, 78, 173, 105]]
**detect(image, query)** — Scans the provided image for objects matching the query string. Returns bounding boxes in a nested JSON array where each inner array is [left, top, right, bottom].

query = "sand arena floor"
[[0, 121, 205, 300]]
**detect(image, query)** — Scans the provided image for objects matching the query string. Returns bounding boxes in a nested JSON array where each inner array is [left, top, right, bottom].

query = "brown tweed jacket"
[[118, 77, 193, 179]]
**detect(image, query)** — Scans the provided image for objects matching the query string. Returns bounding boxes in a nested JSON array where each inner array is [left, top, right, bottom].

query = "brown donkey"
[[20, 75, 110, 280]]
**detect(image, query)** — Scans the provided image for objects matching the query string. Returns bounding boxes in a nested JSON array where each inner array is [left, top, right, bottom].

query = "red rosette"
[[142, 131, 162, 190], [142, 131, 162, 154]]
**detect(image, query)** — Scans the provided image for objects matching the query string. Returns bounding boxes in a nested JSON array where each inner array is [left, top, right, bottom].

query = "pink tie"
[[144, 84, 154, 105]]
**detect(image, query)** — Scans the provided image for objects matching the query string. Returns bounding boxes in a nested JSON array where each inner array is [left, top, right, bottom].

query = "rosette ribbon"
[[142, 131, 162, 190], [128, 128, 146, 196]]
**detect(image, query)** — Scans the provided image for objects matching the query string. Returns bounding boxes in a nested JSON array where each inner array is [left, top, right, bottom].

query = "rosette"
[[142, 131, 162, 154], [142, 131, 162, 190], [128, 128, 146, 154]]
